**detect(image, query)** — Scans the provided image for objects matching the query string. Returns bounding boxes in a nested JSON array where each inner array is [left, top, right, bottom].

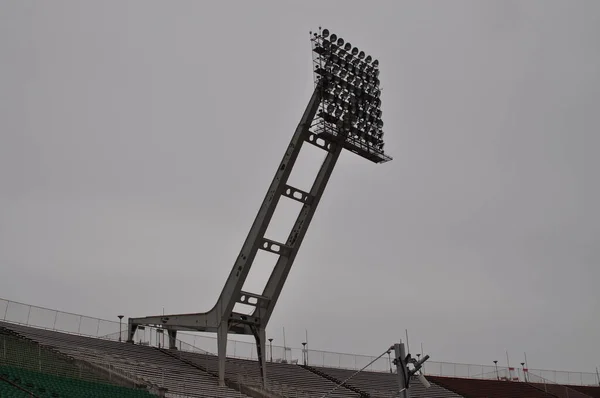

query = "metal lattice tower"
[[127, 27, 392, 387]]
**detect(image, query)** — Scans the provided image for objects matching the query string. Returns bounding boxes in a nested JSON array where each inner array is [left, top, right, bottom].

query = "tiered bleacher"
[[0, 325, 156, 397], [171, 348, 362, 398], [0, 376, 33, 398], [2, 320, 600, 398], [0, 321, 250, 398], [306, 364, 462, 397], [1, 366, 154, 398], [428, 376, 571, 398]]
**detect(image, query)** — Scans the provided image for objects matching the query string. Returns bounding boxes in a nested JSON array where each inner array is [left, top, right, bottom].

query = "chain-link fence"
[[3, 297, 599, 387]]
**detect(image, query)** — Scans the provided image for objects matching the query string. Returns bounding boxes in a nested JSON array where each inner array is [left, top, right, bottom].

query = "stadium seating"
[[170, 348, 362, 398], [305, 364, 462, 398], [1, 321, 250, 398], [1, 365, 153, 398], [428, 375, 559, 398], [569, 385, 600, 398], [0, 378, 34, 398], [3, 320, 600, 398], [527, 382, 593, 398]]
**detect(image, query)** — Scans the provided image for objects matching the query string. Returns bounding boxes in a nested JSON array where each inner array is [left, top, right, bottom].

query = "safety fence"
[[2, 297, 599, 387]]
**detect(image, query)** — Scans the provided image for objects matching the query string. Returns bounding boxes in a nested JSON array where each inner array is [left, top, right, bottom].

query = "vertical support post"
[[167, 330, 177, 350], [394, 342, 410, 398], [127, 320, 137, 343], [217, 323, 228, 387], [253, 327, 267, 388]]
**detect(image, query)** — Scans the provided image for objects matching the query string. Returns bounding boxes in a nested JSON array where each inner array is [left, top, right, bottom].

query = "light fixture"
[[310, 28, 391, 163]]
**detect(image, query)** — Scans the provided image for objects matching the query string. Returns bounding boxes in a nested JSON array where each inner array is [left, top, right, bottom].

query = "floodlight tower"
[[126, 27, 392, 387]]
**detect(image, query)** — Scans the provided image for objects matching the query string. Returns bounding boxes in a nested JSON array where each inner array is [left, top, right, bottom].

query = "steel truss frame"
[[127, 82, 345, 387]]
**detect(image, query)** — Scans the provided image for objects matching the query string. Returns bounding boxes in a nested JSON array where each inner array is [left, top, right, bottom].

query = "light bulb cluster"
[[311, 28, 386, 154]]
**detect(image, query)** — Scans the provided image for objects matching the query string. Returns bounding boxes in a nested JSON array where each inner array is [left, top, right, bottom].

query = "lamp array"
[[311, 28, 385, 151]]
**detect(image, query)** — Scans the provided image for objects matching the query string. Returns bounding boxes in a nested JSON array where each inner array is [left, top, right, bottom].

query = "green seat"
[[1, 366, 155, 398]]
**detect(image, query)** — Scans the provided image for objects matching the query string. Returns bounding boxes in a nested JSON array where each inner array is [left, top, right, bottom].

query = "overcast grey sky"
[[1, 0, 599, 373]]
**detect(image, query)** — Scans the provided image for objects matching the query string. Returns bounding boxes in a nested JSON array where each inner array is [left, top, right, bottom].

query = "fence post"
[[26, 305, 32, 325], [2, 300, 9, 320]]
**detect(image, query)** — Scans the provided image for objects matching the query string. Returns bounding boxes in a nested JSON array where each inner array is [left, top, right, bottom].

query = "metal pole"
[[494, 361, 499, 380], [421, 343, 424, 375], [394, 342, 409, 398], [302, 343, 307, 365], [2, 301, 9, 320], [305, 330, 309, 366], [282, 327, 287, 362], [118, 315, 124, 342], [268, 338, 273, 362]]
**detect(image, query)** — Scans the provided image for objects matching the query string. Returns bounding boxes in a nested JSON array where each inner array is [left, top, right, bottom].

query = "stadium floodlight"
[[127, 27, 393, 390], [311, 27, 392, 163]]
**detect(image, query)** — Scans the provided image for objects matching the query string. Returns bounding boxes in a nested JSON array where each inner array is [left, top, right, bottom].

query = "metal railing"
[[2, 297, 599, 387]]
